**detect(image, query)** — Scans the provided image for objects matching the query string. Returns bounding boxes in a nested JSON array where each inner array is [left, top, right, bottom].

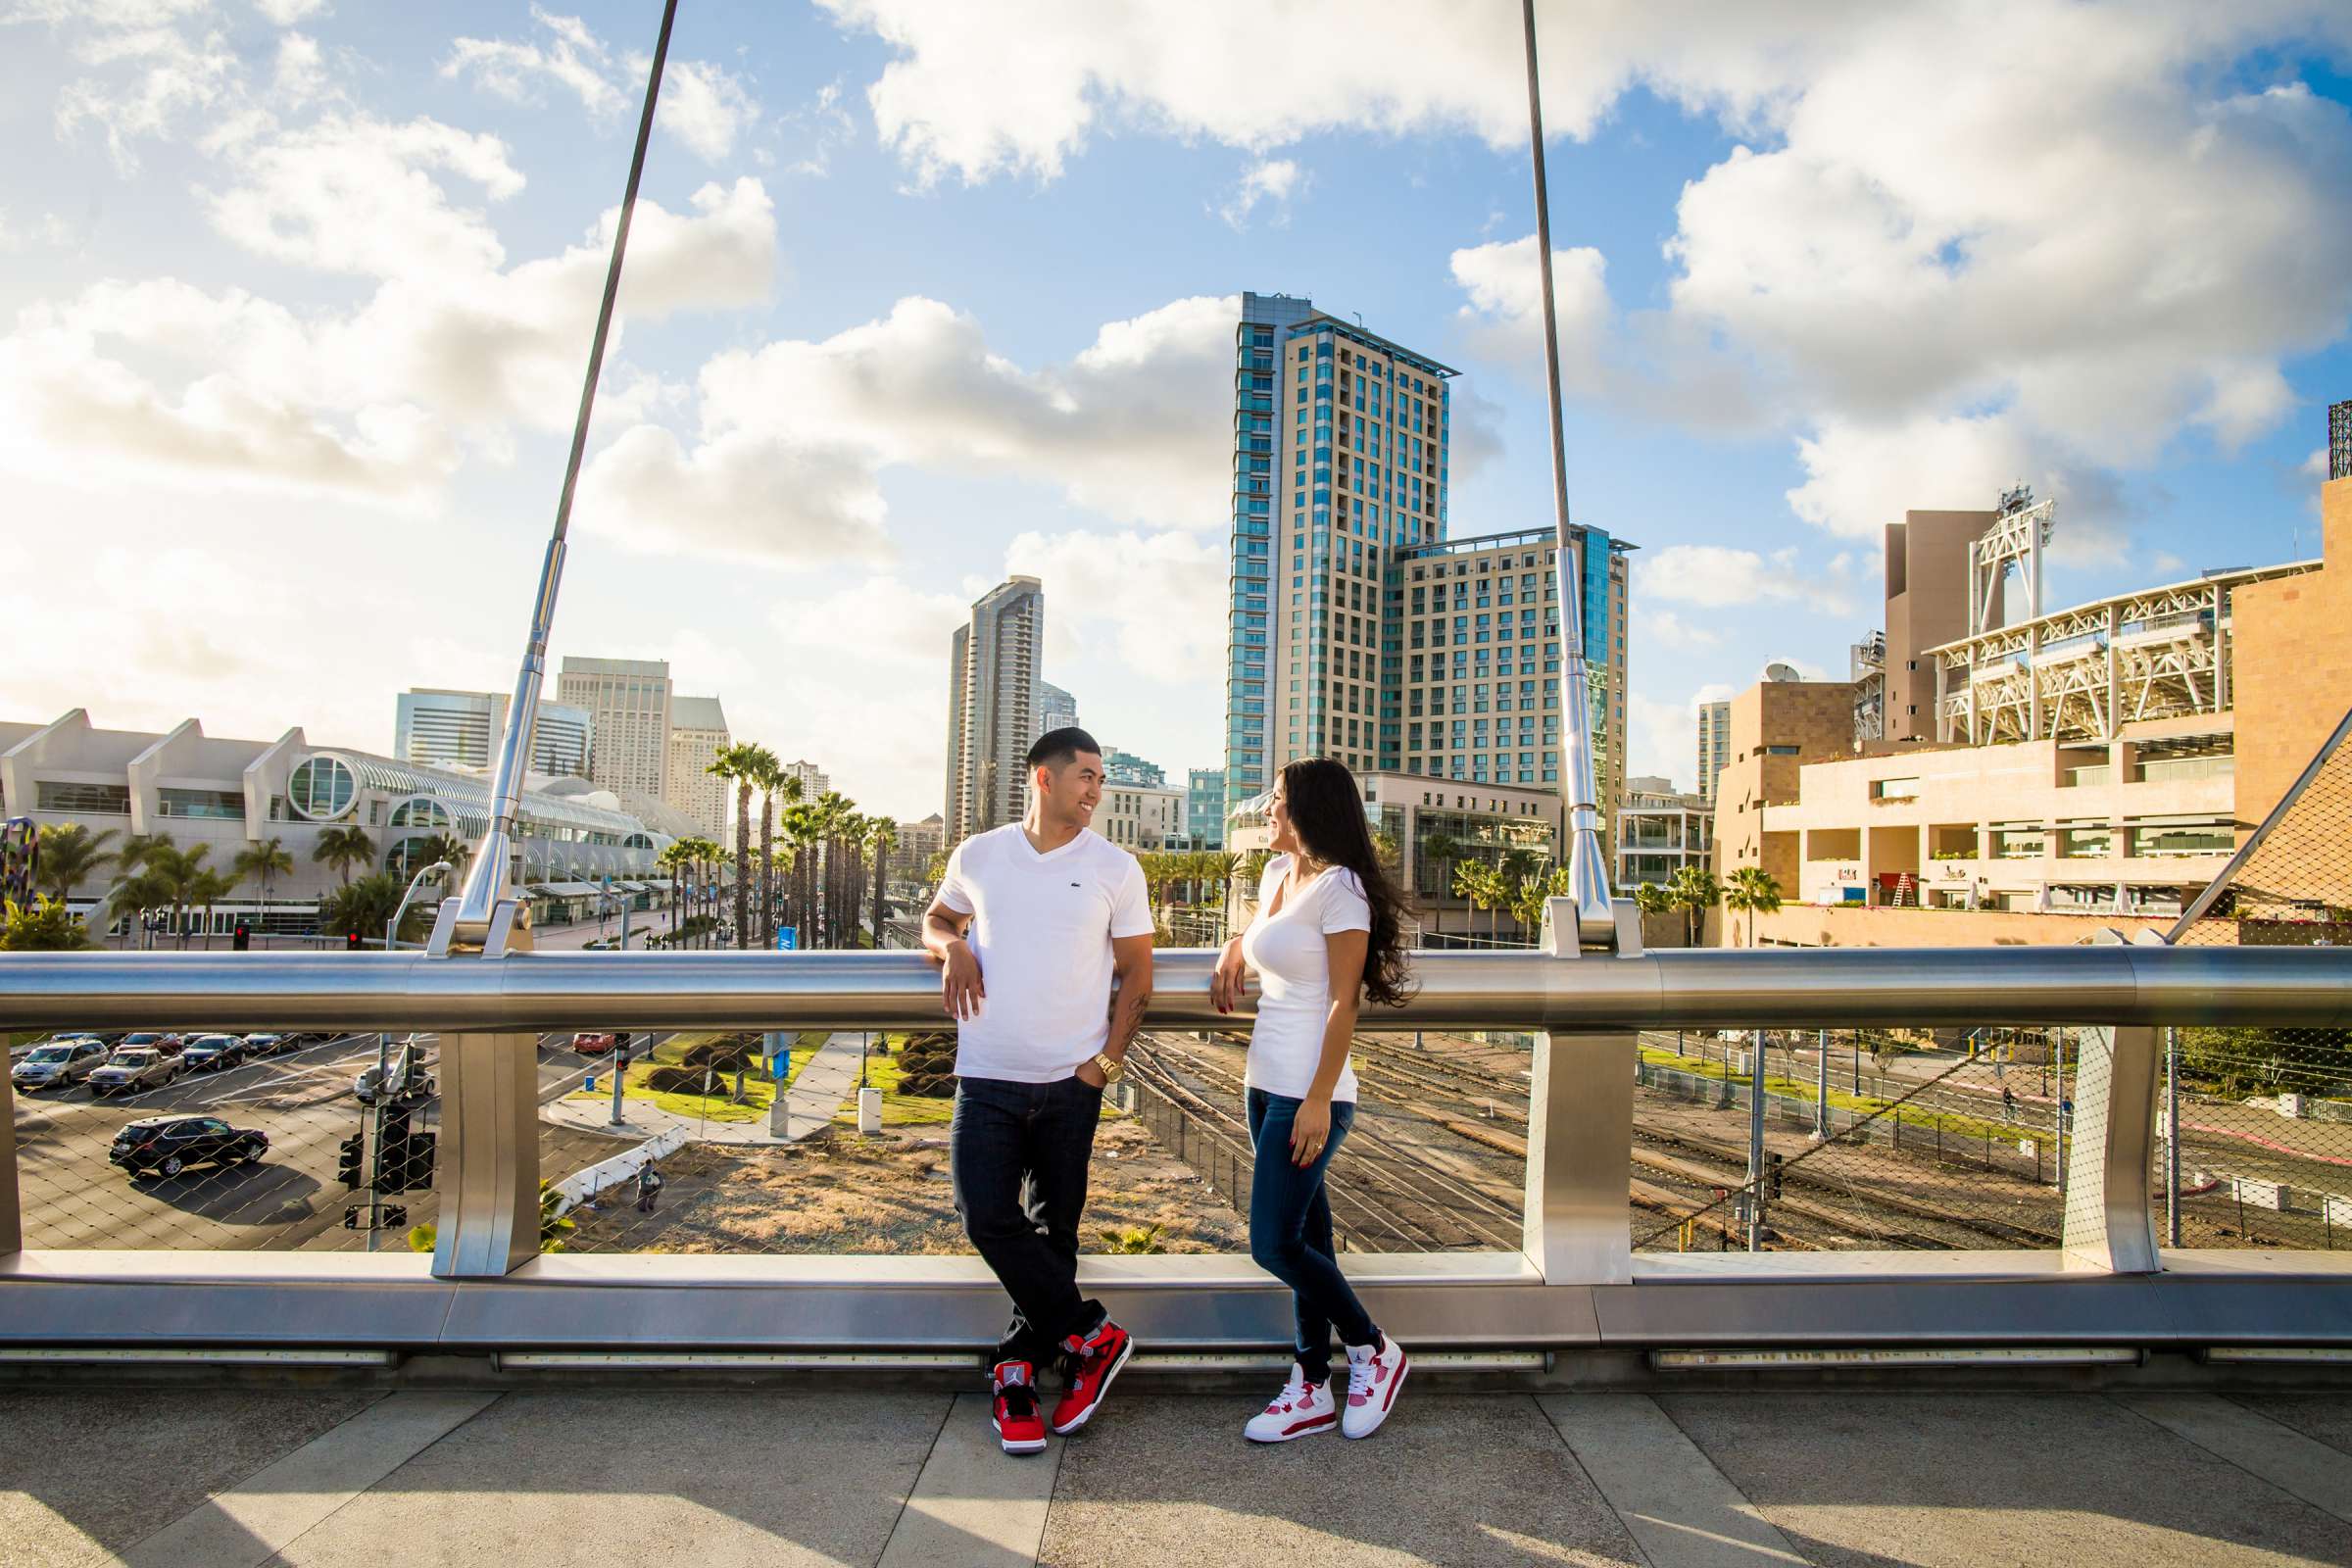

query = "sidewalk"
[[539, 1032, 870, 1148], [12, 1385, 2350, 1566]]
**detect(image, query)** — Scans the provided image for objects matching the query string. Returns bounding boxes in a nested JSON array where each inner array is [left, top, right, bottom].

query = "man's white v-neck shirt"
[[935, 823, 1155, 1083]]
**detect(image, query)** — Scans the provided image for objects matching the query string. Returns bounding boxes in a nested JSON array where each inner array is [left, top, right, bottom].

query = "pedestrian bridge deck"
[[9, 1379, 2352, 1566]]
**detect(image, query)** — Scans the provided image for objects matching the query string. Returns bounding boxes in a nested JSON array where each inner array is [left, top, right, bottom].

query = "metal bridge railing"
[[2, 932, 2348, 1358]]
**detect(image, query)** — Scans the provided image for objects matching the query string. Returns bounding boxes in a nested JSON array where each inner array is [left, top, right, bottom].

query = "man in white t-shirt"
[[923, 726, 1155, 1455]]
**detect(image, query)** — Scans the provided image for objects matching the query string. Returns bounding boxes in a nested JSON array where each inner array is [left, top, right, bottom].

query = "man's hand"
[[939, 938, 985, 1019], [1074, 1057, 1108, 1090], [1210, 935, 1250, 1013]]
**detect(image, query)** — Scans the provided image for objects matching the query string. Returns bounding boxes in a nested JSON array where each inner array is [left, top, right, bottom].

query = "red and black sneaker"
[[992, 1359, 1047, 1455], [1050, 1318, 1135, 1435]]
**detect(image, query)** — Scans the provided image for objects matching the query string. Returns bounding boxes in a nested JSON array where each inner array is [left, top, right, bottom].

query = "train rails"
[[1126, 1028, 2066, 1255]]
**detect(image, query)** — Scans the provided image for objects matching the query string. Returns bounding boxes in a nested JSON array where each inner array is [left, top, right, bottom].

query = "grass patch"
[[831, 1048, 954, 1128], [567, 1035, 819, 1125], [1640, 1046, 2025, 1146]]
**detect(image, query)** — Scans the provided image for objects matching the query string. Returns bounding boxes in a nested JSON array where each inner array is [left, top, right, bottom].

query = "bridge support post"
[[2058, 1022, 2160, 1273], [430, 909, 544, 1279], [1525, 898, 1635, 1283]]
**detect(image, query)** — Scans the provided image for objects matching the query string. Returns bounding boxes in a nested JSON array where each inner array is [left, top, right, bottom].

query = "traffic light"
[[1766, 1152, 1785, 1200], [372, 1108, 436, 1193], [231, 922, 250, 952], [337, 1133, 364, 1189], [346, 931, 362, 951]]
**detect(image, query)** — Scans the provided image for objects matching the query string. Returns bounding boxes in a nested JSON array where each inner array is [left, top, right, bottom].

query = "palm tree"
[[320, 871, 426, 946], [707, 743, 758, 950], [104, 866, 172, 949], [35, 823, 120, 901], [186, 866, 238, 950], [415, 832, 470, 880], [1633, 880, 1673, 938], [745, 746, 783, 946], [136, 841, 215, 948], [1666, 864, 1722, 949], [783, 803, 820, 947], [230, 836, 295, 925], [1722, 866, 1785, 949], [313, 825, 376, 887], [866, 816, 898, 950]]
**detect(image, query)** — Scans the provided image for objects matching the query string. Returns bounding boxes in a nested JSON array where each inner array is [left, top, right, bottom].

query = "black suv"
[[110, 1116, 269, 1179]]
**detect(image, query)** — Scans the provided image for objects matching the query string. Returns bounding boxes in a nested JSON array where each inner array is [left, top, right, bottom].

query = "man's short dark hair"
[[1028, 726, 1101, 770]]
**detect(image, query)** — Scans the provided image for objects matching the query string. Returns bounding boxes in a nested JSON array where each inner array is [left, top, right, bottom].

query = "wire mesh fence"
[[10, 1027, 442, 1253], [2159, 706, 2352, 1249], [1631, 1026, 2077, 1253]]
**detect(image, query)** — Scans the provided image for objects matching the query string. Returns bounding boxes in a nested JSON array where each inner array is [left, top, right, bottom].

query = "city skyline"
[[5, 5, 2349, 819]]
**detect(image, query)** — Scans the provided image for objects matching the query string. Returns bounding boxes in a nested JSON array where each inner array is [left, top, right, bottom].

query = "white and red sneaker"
[[1051, 1318, 1135, 1435], [991, 1359, 1047, 1455], [1341, 1333, 1407, 1439], [1243, 1362, 1337, 1444]]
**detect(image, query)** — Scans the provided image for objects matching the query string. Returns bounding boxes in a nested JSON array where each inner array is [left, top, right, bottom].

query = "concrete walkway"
[[538, 1032, 871, 1148], [9, 1385, 2352, 1566]]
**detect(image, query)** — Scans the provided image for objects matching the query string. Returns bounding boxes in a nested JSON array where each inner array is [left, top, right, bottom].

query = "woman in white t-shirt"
[[1211, 758, 1416, 1444]]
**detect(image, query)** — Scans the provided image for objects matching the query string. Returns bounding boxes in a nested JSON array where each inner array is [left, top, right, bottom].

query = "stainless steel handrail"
[[0, 944, 2343, 1032]]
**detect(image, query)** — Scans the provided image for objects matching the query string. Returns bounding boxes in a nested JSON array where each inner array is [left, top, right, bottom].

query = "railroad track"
[[1128, 1034, 1526, 1252]]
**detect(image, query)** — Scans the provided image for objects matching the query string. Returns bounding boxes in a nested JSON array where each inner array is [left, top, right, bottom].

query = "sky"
[[3, 0, 2349, 819]]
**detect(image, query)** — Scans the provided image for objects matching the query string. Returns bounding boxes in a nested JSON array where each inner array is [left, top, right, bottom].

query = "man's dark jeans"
[[953, 1073, 1107, 1368], [1247, 1088, 1378, 1383]]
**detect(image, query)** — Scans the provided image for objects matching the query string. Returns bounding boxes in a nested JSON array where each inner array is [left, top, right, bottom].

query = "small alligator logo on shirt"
[[1070, 881, 1082, 889]]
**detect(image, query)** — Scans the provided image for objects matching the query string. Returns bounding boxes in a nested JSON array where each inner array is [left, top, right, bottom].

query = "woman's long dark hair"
[[1279, 758, 1417, 1008]]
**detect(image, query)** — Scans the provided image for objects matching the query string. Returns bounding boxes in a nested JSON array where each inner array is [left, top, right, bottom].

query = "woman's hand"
[[1210, 935, 1250, 1014], [1290, 1094, 1333, 1167]]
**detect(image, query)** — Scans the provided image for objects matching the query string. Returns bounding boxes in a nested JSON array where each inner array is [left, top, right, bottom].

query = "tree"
[[1722, 866, 1785, 949], [708, 742, 759, 950], [1, 896, 99, 951], [320, 871, 428, 946], [1453, 858, 1507, 943], [1633, 880, 1674, 940], [105, 866, 172, 948], [783, 803, 820, 948], [35, 823, 119, 901], [414, 833, 470, 881], [186, 866, 238, 950], [1509, 864, 1573, 936], [745, 746, 783, 946], [313, 825, 376, 887], [1666, 864, 1722, 949], [140, 841, 215, 949], [867, 815, 898, 950], [230, 836, 295, 923]]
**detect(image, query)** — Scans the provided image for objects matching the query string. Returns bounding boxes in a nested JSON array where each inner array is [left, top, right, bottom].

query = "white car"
[[12, 1038, 111, 1092], [87, 1047, 181, 1098]]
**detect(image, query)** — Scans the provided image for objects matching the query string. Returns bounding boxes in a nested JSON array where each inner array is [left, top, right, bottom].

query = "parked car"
[[12, 1038, 112, 1092], [87, 1047, 181, 1098], [354, 1040, 434, 1105], [118, 1032, 185, 1058], [179, 1035, 248, 1072], [240, 1033, 290, 1056], [570, 1031, 616, 1054], [109, 1115, 268, 1179]]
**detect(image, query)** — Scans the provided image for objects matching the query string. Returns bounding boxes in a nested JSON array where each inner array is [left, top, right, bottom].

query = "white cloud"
[[1004, 528, 1227, 681], [443, 10, 759, 163], [52, 16, 238, 171], [255, 0, 325, 24], [0, 209, 77, 251], [1635, 607, 1721, 651], [589, 292, 1235, 561], [205, 114, 525, 278], [1635, 544, 1853, 616], [1215, 157, 1303, 230], [576, 425, 891, 568], [441, 6, 621, 118], [270, 31, 327, 107], [0, 175, 778, 501], [657, 58, 760, 163], [1626, 682, 1738, 793]]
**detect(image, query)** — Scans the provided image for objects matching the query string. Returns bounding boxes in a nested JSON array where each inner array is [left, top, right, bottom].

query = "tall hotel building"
[[394, 688, 592, 778], [1696, 700, 1733, 806], [1222, 292, 1631, 833], [663, 695, 732, 842], [557, 657, 673, 802], [945, 576, 1044, 845]]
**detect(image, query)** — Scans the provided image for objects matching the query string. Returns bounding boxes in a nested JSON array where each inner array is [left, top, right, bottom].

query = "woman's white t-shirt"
[[1240, 854, 1369, 1102]]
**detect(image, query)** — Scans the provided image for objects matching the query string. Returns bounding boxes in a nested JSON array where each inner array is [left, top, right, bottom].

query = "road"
[[11, 1030, 670, 1250]]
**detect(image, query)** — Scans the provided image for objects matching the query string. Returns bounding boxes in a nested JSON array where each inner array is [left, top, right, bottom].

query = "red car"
[[571, 1032, 616, 1054]]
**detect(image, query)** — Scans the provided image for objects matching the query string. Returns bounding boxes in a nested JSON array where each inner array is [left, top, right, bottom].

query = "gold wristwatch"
[[1092, 1052, 1126, 1085]]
